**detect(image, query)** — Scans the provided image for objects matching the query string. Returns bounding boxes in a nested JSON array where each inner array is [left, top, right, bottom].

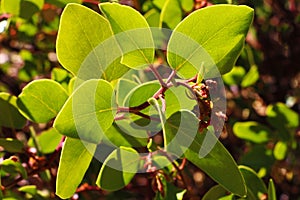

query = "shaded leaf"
[[268, 179, 277, 200], [0, 93, 26, 129], [96, 146, 140, 191], [1, 0, 44, 19], [28, 128, 62, 154], [0, 138, 24, 153], [17, 79, 68, 123], [239, 165, 268, 199], [56, 137, 96, 199]]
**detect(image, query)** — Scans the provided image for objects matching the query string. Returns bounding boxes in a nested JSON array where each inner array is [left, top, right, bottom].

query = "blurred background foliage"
[[0, 0, 299, 199]]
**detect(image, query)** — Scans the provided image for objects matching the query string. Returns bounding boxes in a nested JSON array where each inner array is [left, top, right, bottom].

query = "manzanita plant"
[[2, 1, 279, 199]]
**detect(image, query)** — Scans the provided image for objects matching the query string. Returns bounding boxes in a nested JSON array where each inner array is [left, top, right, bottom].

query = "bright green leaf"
[[54, 79, 116, 144], [144, 9, 160, 27], [56, 3, 129, 81], [222, 66, 246, 86], [17, 79, 68, 123], [273, 141, 288, 161], [99, 2, 154, 69], [0, 93, 26, 129], [239, 165, 268, 199], [241, 65, 259, 87], [167, 5, 254, 77], [1, 0, 44, 19], [160, 0, 182, 29], [268, 179, 277, 200], [233, 121, 273, 144], [28, 128, 62, 154], [181, 0, 194, 12], [96, 146, 140, 191], [116, 79, 138, 105], [18, 185, 37, 195], [266, 102, 299, 131], [56, 137, 96, 199], [0, 138, 24, 153]]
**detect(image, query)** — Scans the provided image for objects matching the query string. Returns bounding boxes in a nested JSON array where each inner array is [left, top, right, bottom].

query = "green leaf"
[[233, 121, 273, 144], [273, 141, 288, 161], [104, 123, 148, 147], [99, 3, 154, 69], [160, 0, 182, 29], [17, 79, 68, 123], [241, 65, 259, 88], [54, 79, 116, 144], [0, 93, 26, 129], [268, 179, 277, 200], [0, 138, 24, 153], [181, 0, 194, 12], [45, 0, 82, 7], [165, 111, 246, 196], [202, 185, 232, 200], [167, 5, 254, 77], [51, 67, 72, 91], [1, 157, 27, 179], [56, 3, 129, 81], [144, 9, 160, 27], [56, 137, 96, 199], [239, 165, 268, 199], [18, 185, 37, 195], [266, 102, 299, 131], [96, 146, 140, 191], [222, 66, 246, 86], [240, 145, 275, 175], [116, 79, 138, 105], [1, 0, 44, 19], [186, 127, 246, 196], [28, 128, 62, 154]]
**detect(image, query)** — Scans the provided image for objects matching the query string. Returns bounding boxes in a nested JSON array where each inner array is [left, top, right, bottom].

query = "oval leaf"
[[57, 3, 129, 81], [54, 79, 116, 144], [273, 141, 288, 161], [233, 121, 273, 144], [17, 79, 68, 123], [56, 137, 96, 199], [0, 138, 24, 153], [96, 146, 140, 191], [99, 3, 155, 69], [239, 165, 268, 199], [1, 0, 44, 19], [167, 5, 254, 77], [160, 0, 182, 29], [0, 92, 26, 129]]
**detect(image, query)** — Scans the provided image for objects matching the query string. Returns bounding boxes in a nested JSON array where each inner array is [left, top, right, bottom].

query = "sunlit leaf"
[[160, 0, 182, 29], [241, 65, 259, 87], [56, 137, 96, 199], [167, 5, 254, 77], [56, 3, 129, 81], [54, 79, 116, 144], [273, 141, 288, 161], [17, 79, 68, 123], [99, 3, 154, 69], [233, 121, 273, 144], [222, 66, 246, 86], [0, 93, 26, 129]]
